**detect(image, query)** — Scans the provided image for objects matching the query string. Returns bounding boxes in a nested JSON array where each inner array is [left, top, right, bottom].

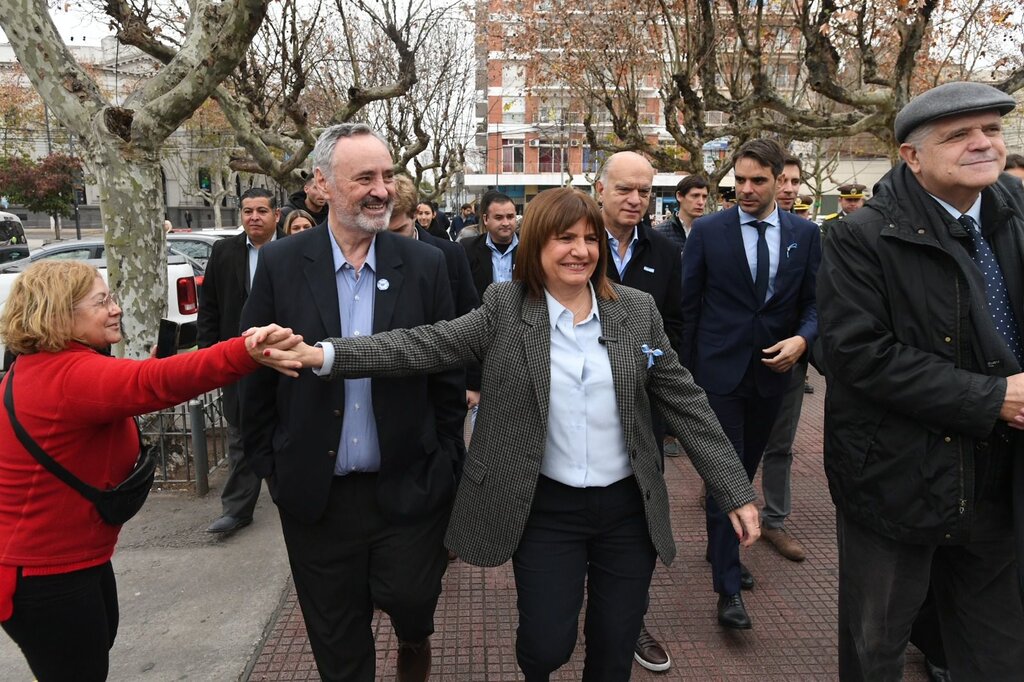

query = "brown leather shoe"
[[633, 624, 671, 672], [397, 638, 431, 682], [761, 527, 806, 562]]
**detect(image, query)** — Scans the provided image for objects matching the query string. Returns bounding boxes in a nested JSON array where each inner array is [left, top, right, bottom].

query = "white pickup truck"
[[0, 239, 199, 370]]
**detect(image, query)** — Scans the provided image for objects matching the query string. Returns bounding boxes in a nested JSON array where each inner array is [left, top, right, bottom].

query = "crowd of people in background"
[[2, 80, 1024, 682]]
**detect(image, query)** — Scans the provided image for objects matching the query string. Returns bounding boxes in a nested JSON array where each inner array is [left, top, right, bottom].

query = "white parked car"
[[0, 239, 201, 370]]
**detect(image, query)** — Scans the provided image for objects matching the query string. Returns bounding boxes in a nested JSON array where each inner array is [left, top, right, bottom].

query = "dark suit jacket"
[[323, 282, 756, 567], [197, 230, 283, 424], [680, 207, 820, 397], [605, 222, 684, 353], [417, 227, 479, 317], [462, 233, 518, 302], [239, 226, 466, 524]]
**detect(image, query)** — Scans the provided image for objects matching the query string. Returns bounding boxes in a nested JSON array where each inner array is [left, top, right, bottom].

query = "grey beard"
[[348, 204, 393, 234]]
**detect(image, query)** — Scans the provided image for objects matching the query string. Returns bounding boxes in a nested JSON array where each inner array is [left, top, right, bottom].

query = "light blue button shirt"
[[737, 206, 781, 302], [540, 286, 632, 488], [320, 233, 381, 475], [606, 227, 639, 279], [929, 193, 982, 227], [246, 233, 278, 288], [486, 233, 518, 283]]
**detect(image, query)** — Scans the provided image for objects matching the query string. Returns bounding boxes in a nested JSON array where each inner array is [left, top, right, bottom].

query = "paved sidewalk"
[[250, 369, 929, 681]]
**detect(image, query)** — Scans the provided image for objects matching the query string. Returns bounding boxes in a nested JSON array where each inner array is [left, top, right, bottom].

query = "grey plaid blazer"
[[326, 281, 754, 567]]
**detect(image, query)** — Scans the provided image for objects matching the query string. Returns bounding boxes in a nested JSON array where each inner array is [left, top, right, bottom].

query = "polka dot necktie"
[[959, 214, 1023, 365]]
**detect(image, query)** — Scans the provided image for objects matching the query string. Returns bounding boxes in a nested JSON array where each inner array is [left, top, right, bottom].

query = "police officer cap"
[[837, 183, 866, 198], [794, 195, 813, 211], [894, 81, 1016, 143], [720, 186, 736, 201]]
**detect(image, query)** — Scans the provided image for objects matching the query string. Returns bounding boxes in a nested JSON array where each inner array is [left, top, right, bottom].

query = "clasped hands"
[[242, 325, 323, 377]]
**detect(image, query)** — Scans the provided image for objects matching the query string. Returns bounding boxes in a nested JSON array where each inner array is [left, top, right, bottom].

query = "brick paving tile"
[[250, 369, 932, 680]]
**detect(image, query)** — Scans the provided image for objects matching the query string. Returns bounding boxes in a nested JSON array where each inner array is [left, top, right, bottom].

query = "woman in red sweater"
[[0, 260, 300, 681]]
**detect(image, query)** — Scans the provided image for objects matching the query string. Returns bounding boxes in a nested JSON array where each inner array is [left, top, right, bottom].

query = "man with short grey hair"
[[818, 81, 1024, 680], [240, 123, 466, 681]]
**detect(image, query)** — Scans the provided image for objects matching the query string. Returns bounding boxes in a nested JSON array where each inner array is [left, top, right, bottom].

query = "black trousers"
[[1, 561, 118, 682], [704, 374, 782, 595], [513, 475, 657, 682], [220, 424, 261, 519], [837, 511, 1024, 681], [277, 473, 449, 682]]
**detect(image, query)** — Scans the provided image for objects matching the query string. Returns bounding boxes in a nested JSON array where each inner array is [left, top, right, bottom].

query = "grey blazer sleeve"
[[643, 295, 756, 513]]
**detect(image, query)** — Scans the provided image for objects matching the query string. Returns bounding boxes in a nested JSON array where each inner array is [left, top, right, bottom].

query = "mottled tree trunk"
[[91, 144, 168, 359]]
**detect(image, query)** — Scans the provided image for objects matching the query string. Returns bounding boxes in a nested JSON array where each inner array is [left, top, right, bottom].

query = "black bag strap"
[[3, 362, 142, 502]]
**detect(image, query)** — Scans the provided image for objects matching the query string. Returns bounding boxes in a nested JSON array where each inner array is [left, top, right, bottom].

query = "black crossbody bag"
[[3, 363, 157, 526]]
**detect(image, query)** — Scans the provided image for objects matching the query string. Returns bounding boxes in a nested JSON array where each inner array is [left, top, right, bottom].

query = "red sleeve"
[[50, 338, 260, 424]]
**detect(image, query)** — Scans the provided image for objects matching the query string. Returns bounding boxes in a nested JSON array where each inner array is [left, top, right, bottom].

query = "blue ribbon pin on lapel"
[[641, 344, 663, 368], [377, 279, 390, 291], [786, 243, 798, 258]]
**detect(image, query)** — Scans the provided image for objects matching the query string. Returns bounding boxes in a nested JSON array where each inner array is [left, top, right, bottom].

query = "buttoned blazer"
[[680, 207, 820, 397], [197, 231, 281, 424], [462, 233, 517, 301], [324, 282, 755, 567], [238, 226, 467, 524]]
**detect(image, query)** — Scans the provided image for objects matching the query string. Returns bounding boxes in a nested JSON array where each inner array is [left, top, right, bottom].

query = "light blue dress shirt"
[[246, 233, 278, 289], [317, 233, 381, 475], [929, 193, 982, 226], [606, 227, 639, 279], [540, 286, 632, 488], [486, 233, 518, 283], [737, 206, 781, 302]]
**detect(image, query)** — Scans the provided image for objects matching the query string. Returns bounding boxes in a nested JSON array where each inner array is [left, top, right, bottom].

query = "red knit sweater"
[[0, 338, 259, 619]]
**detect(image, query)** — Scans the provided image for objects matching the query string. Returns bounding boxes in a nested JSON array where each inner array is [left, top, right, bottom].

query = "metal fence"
[[138, 387, 229, 491]]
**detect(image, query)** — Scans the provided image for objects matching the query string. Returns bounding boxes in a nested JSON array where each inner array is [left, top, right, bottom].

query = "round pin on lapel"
[[377, 279, 390, 291]]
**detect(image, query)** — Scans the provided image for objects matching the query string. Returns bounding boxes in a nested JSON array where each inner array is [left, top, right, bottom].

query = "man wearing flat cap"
[[818, 81, 1024, 679]]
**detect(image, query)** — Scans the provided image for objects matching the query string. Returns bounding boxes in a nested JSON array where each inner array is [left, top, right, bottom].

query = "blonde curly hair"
[[0, 260, 100, 355]]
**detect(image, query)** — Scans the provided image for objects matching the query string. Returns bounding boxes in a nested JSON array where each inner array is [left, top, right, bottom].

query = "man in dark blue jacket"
[[680, 139, 819, 630]]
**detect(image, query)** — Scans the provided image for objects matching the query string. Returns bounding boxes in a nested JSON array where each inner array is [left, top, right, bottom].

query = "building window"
[[503, 96, 525, 124], [582, 147, 608, 173], [538, 141, 567, 173], [501, 138, 524, 173]]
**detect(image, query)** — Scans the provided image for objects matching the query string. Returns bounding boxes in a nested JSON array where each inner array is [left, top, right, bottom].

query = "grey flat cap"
[[894, 81, 1016, 143]]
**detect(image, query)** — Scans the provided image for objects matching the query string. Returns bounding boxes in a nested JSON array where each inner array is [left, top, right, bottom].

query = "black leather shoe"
[[717, 593, 752, 629], [739, 563, 754, 590], [704, 552, 754, 591], [206, 515, 252, 533]]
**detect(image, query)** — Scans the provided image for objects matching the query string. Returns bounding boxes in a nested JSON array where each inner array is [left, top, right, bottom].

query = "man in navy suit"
[[680, 138, 820, 629]]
